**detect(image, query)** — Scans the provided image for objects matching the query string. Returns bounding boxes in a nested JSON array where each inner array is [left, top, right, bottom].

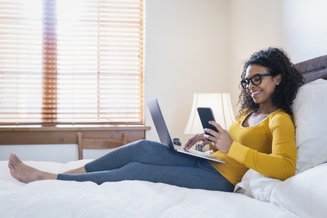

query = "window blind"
[[0, 0, 144, 126]]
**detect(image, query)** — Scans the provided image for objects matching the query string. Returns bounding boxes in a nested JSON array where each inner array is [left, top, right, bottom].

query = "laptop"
[[147, 98, 225, 163]]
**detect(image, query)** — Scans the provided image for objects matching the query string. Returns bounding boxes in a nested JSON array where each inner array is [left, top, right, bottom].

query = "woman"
[[8, 47, 303, 192]]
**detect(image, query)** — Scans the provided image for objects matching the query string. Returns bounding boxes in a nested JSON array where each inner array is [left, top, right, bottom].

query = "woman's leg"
[[59, 139, 170, 174], [8, 150, 235, 191], [8, 140, 205, 183], [58, 162, 235, 191], [84, 140, 200, 172]]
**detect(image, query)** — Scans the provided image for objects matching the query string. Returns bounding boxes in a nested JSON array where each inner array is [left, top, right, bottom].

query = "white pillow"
[[270, 163, 327, 218], [293, 79, 327, 173], [234, 169, 281, 202]]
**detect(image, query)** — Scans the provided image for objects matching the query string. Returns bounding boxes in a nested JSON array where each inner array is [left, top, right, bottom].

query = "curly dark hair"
[[239, 47, 304, 116]]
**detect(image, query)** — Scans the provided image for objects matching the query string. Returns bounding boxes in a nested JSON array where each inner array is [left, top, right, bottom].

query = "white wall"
[[229, 0, 327, 109], [229, 0, 284, 110], [145, 0, 231, 144], [281, 0, 327, 62], [146, 0, 327, 145]]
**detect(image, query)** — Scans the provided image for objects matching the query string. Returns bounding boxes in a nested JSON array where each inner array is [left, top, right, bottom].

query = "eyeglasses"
[[240, 73, 273, 89]]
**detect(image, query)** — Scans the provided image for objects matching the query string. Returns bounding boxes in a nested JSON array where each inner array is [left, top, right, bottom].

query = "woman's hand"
[[204, 121, 233, 153], [183, 134, 211, 151]]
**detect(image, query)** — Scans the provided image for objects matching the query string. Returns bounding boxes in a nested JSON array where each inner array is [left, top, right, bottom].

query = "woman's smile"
[[248, 88, 263, 101]]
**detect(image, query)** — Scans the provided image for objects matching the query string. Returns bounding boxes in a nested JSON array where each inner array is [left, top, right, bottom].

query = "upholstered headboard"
[[295, 55, 327, 83]]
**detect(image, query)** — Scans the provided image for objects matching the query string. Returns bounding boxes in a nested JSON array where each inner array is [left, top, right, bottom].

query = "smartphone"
[[197, 107, 219, 136]]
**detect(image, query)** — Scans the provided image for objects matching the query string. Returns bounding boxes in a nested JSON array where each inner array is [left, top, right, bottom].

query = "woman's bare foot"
[[8, 154, 57, 183]]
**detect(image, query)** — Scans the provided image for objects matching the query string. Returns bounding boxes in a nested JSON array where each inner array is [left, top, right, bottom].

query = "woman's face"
[[244, 64, 281, 106]]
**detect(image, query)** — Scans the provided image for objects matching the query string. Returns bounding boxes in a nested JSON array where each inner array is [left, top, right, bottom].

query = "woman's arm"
[[227, 114, 297, 180]]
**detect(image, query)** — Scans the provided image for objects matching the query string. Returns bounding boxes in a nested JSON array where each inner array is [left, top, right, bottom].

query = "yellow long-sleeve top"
[[210, 109, 297, 185]]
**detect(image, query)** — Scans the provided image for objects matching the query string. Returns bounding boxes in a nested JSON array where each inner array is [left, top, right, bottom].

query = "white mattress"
[[0, 160, 298, 218]]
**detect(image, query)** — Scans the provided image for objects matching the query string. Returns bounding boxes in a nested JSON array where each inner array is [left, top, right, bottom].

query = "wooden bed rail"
[[76, 131, 129, 159], [0, 126, 150, 159]]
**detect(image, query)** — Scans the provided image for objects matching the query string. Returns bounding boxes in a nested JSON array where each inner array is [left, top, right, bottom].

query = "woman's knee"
[[132, 139, 166, 151], [134, 139, 158, 145], [121, 140, 171, 161]]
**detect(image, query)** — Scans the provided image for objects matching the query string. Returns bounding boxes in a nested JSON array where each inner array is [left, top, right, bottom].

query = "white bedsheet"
[[0, 160, 298, 218]]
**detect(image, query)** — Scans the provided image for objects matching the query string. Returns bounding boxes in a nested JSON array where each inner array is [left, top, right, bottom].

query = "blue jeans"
[[57, 140, 234, 191]]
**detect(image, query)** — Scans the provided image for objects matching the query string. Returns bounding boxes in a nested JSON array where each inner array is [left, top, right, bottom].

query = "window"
[[0, 0, 144, 127]]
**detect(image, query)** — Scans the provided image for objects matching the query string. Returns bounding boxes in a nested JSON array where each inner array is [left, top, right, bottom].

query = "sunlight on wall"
[[282, 0, 327, 62]]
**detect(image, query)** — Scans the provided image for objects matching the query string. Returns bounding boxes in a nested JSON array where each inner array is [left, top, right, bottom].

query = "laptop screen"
[[147, 98, 174, 149]]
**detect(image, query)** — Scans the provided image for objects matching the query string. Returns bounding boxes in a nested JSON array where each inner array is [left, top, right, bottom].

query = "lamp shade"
[[184, 93, 235, 134]]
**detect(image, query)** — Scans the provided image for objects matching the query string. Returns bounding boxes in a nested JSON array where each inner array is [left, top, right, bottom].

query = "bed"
[[0, 55, 327, 218]]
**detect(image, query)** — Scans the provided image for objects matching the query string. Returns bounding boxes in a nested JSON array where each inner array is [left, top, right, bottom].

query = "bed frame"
[[0, 126, 150, 159], [295, 54, 327, 82]]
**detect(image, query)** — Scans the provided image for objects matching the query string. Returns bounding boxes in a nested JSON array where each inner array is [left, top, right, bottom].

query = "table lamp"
[[184, 93, 235, 135]]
